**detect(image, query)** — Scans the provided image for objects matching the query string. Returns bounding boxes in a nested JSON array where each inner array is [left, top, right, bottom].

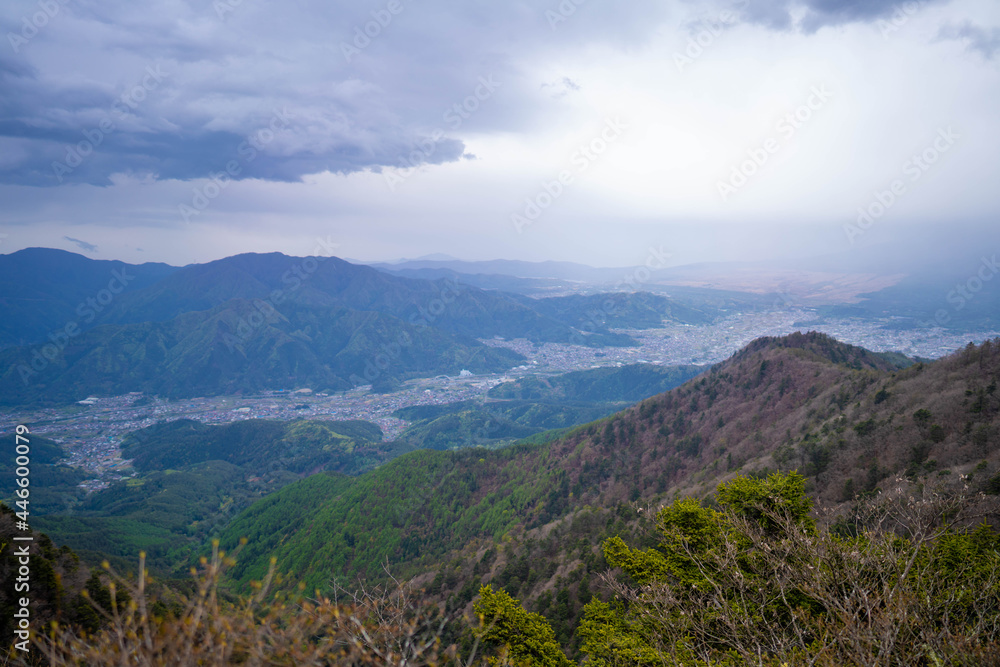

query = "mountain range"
[[0, 249, 720, 406]]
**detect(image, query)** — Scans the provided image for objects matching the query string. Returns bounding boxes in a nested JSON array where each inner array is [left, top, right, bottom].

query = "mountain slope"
[[219, 333, 1000, 604], [525, 292, 714, 328], [0, 247, 177, 348], [0, 298, 523, 405], [101, 253, 623, 345], [34, 418, 400, 573]]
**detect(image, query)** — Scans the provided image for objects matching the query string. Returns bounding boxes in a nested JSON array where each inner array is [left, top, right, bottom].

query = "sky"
[[0, 0, 998, 268]]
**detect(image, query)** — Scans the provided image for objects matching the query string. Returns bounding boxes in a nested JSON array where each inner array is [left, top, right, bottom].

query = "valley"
[[2, 308, 995, 493]]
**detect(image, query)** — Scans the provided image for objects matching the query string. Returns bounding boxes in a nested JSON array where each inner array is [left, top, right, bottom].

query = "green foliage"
[[929, 423, 947, 443], [473, 585, 573, 666], [392, 406, 540, 450], [578, 600, 676, 667], [853, 418, 877, 437], [121, 418, 386, 474], [219, 444, 562, 592], [0, 433, 88, 515], [604, 473, 814, 595], [715, 471, 815, 534], [0, 502, 102, 651], [37, 419, 393, 575], [583, 476, 1000, 665]]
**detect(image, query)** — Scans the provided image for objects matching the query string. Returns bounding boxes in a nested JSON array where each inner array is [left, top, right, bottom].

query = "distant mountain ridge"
[[0, 247, 178, 349], [0, 249, 721, 406]]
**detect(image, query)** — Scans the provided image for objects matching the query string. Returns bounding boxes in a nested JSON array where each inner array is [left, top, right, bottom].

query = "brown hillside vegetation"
[[218, 334, 1000, 636], [528, 331, 999, 507], [420, 332, 1000, 653]]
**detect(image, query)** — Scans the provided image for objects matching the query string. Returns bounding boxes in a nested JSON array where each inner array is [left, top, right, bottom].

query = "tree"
[[579, 472, 1000, 666], [473, 585, 573, 666]]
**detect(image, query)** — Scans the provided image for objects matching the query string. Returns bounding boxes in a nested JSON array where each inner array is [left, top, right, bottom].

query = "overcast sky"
[[0, 0, 997, 267]]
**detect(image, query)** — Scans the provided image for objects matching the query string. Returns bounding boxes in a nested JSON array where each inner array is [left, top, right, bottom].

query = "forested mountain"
[[96, 252, 612, 344], [385, 364, 708, 451], [0, 250, 729, 407], [30, 418, 399, 573], [6, 332, 1000, 663], [0, 248, 176, 349], [524, 291, 714, 329], [217, 332, 1000, 654], [0, 298, 524, 406]]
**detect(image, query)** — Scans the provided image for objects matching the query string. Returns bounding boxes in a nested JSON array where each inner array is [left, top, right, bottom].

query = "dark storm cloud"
[[938, 21, 1000, 59], [0, 0, 672, 187], [694, 0, 951, 33]]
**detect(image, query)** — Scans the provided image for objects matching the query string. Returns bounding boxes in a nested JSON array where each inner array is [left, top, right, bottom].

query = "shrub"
[[579, 473, 1000, 666], [33, 542, 464, 666]]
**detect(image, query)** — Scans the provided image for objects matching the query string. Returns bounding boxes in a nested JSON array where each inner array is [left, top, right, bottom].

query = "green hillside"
[[0, 433, 89, 515], [0, 299, 524, 406], [217, 333, 1000, 653], [528, 291, 715, 329], [34, 418, 397, 573], [121, 418, 387, 473]]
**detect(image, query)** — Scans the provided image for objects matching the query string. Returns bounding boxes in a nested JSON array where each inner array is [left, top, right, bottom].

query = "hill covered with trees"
[[7, 332, 1000, 664], [207, 333, 1000, 657]]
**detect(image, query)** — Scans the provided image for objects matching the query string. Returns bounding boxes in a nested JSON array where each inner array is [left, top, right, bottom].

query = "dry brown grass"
[[10, 541, 480, 667]]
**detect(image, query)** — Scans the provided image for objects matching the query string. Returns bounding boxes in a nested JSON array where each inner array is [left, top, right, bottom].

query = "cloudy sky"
[[0, 0, 997, 267]]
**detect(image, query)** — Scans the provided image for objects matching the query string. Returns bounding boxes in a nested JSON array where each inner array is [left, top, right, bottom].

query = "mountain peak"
[[733, 330, 903, 372]]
